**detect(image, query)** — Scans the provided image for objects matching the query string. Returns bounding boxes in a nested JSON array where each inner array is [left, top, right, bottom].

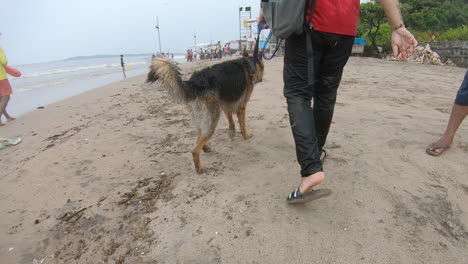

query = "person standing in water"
[[120, 55, 126, 79]]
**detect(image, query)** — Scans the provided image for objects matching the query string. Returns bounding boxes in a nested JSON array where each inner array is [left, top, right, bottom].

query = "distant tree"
[[359, 2, 387, 53], [358, 0, 468, 48], [401, 0, 468, 32]]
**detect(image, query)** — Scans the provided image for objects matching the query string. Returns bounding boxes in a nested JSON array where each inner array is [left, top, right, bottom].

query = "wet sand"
[[0, 57, 467, 264]]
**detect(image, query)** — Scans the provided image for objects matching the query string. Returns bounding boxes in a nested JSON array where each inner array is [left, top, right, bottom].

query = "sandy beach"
[[1, 57, 467, 264]]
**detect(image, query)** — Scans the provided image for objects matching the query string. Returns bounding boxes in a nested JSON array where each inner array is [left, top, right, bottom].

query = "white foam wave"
[[18, 61, 149, 78]]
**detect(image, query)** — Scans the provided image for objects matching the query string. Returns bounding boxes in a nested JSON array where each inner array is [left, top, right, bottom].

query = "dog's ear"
[[242, 48, 249, 58], [258, 51, 264, 61]]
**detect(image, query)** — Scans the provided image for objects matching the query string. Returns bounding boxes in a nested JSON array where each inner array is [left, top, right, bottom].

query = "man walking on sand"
[[426, 71, 468, 156], [258, 0, 418, 203], [120, 55, 126, 79]]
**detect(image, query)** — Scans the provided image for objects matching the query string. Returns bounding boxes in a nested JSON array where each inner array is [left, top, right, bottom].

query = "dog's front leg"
[[237, 106, 253, 140]]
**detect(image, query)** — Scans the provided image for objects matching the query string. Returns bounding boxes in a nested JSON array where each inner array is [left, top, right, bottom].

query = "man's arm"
[[378, 0, 418, 59]]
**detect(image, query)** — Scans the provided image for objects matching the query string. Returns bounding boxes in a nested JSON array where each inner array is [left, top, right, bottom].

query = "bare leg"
[[0, 96, 7, 125], [237, 106, 252, 139], [224, 111, 236, 139], [1, 95, 14, 121], [299, 172, 325, 193], [122, 67, 127, 79], [428, 104, 468, 154]]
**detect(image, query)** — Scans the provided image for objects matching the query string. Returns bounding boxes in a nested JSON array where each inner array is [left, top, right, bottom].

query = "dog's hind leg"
[[237, 104, 253, 140], [192, 133, 213, 174], [196, 131, 212, 153], [191, 105, 220, 173], [224, 111, 236, 139]]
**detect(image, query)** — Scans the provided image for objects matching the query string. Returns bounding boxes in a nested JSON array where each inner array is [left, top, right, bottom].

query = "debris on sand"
[[56, 207, 88, 223], [389, 44, 456, 66], [35, 172, 179, 264]]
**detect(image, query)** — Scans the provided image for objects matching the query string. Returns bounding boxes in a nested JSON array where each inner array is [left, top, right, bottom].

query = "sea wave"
[[18, 61, 149, 79]]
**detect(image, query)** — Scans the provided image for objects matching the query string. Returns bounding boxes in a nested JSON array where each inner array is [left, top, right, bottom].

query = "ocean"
[[7, 54, 185, 117]]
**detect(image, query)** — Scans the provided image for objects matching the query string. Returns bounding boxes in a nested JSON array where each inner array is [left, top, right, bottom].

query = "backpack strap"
[[305, 0, 317, 86], [252, 21, 266, 72]]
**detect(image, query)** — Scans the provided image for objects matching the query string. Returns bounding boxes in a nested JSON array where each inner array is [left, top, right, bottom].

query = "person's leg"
[[427, 71, 468, 155], [283, 31, 326, 194], [2, 95, 14, 121], [0, 96, 5, 125], [312, 32, 355, 151]]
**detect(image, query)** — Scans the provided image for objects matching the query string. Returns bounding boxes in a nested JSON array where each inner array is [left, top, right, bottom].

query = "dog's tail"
[[146, 58, 195, 103]]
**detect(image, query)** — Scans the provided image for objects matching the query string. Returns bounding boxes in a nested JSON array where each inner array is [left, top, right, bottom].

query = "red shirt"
[[306, 0, 360, 36]]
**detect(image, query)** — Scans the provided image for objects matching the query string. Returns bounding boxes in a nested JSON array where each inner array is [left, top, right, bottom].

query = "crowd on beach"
[[186, 41, 233, 62]]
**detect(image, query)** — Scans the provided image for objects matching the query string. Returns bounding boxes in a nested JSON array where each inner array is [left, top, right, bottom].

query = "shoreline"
[[1, 57, 467, 264], [8, 66, 148, 118]]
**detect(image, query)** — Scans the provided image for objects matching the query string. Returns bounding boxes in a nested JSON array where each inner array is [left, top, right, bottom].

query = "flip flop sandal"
[[287, 187, 332, 204], [320, 150, 327, 164], [0, 137, 22, 150], [426, 142, 449, 157]]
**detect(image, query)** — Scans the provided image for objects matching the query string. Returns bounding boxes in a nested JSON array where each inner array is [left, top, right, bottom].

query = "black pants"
[[283, 30, 354, 177]]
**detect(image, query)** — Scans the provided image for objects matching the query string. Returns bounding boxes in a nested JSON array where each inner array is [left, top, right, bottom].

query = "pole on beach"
[[239, 7, 242, 51], [248, 6, 252, 39], [156, 16, 162, 55], [194, 31, 197, 50]]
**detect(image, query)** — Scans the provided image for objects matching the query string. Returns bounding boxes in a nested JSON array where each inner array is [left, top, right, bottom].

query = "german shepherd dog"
[[146, 51, 264, 173]]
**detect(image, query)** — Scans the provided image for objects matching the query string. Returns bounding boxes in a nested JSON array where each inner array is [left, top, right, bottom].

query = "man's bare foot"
[[299, 171, 325, 194], [287, 172, 330, 204], [6, 117, 15, 122]]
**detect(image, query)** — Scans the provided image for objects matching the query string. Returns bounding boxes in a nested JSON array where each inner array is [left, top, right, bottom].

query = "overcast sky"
[[1, 0, 369, 65]]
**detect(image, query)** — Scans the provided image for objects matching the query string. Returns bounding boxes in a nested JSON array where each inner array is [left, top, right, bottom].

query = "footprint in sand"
[[329, 156, 349, 165], [435, 107, 451, 114], [461, 185, 468, 196], [387, 139, 407, 149], [457, 142, 468, 153]]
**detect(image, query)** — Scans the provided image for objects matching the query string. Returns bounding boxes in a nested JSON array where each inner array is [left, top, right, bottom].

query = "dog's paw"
[[243, 133, 253, 140], [196, 167, 208, 174], [202, 145, 212, 153], [228, 129, 236, 139]]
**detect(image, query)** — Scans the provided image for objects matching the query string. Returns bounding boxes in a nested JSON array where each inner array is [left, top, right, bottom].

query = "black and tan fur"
[[146, 51, 264, 173]]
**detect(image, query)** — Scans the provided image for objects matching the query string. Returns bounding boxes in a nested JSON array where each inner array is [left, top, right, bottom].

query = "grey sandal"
[[287, 187, 332, 204], [426, 142, 450, 157]]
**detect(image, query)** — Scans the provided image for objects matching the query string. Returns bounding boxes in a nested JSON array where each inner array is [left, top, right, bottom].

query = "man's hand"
[[257, 8, 269, 29], [391, 27, 418, 60]]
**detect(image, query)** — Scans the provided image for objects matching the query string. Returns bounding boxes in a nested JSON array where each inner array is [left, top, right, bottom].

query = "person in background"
[[0, 41, 15, 126], [426, 71, 468, 156], [226, 43, 231, 56], [210, 49, 215, 61], [120, 55, 126, 79], [216, 41, 222, 59], [257, 0, 418, 203]]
